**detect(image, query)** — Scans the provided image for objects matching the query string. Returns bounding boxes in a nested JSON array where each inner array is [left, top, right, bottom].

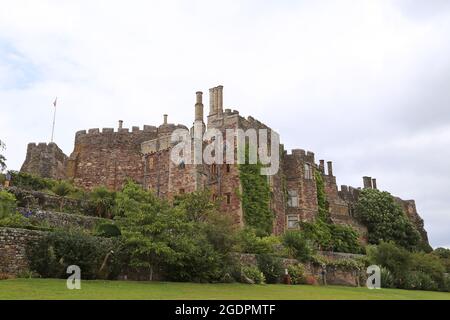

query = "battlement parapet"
[[74, 125, 163, 142], [286, 148, 316, 163]]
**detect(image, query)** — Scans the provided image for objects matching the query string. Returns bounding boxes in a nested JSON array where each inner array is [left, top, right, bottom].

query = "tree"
[[282, 230, 314, 262], [90, 186, 116, 218], [117, 182, 239, 282], [0, 140, 6, 173], [355, 188, 420, 250], [52, 181, 73, 211], [115, 181, 178, 280]]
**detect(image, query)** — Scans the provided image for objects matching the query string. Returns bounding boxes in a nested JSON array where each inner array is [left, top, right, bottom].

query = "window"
[[287, 215, 299, 229], [226, 164, 231, 173], [149, 158, 154, 170], [179, 160, 185, 170], [287, 190, 299, 207], [211, 164, 217, 175], [226, 193, 231, 204], [304, 163, 312, 180]]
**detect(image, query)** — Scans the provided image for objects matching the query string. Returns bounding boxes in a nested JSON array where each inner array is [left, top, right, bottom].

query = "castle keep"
[[20, 86, 429, 243]]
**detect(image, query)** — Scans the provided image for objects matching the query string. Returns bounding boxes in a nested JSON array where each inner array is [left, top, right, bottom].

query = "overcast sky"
[[0, 0, 449, 248]]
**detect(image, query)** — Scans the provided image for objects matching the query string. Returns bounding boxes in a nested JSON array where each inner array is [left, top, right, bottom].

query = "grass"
[[0, 279, 449, 300]]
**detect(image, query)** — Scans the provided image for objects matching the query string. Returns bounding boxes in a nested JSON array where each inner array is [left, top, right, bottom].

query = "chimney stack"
[[209, 85, 224, 115], [319, 160, 325, 173], [363, 176, 373, 189], [372, 178, 377, 190], [195, 91, 204, 122], [118, 120, 123, 129], [163, 114, 168, 125], [327, 161, 333, 176], [217, 85, 223, 114]]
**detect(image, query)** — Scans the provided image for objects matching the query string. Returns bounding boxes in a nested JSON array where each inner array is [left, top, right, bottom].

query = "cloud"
[[0, 0, 449, 248]]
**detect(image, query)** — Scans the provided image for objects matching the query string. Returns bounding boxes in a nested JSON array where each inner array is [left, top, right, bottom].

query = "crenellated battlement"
[[75, 125, 159, 139]]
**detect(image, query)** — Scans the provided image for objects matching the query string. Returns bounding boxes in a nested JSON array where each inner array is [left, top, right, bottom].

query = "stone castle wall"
[[0, 227, 45, 276], [20, 142, 67, 179]]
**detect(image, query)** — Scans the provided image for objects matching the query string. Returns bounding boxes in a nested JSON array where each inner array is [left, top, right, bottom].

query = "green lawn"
[[0, 279, 449, 300]]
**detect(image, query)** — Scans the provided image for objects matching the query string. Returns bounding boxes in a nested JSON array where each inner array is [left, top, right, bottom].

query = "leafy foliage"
[[95, 223, 121, 238], [27, 231, 119, 279], [355, 188, 420, 250], [256, 254, 283, 284], [0, 140, 6, 172], [282, 231, 314, 262], [238, 146, 274, 236], [287, 264, 306, 284], [90, 186, 116, 218], [8, 171, 56, 191], [235, 228, 281, 255], [241, 265, 265, 284], [116, 181, 237, 282]]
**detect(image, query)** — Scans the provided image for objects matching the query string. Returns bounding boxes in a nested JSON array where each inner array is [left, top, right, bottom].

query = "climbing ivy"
[[238, 146, 274, 236], [314, 170, 329, 221], [299, 170, 362, 253]]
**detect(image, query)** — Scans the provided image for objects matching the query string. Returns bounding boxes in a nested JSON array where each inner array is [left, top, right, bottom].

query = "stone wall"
[[7, 187, 91, 215], [235, 252, 361, 287], [17, 208, 106, 231], [0, 227, 45, 276], [20, 142, 68, 179]]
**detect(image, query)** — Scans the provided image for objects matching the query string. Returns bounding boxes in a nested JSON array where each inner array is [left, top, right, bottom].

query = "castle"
[[20, 85, 429, 244]]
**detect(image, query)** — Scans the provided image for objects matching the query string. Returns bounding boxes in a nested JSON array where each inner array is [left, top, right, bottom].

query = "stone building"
[[20, 85, 429, 244]]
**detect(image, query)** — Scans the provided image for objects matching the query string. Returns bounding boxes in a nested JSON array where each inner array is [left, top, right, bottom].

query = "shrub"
[[52, 181, 74, 211], [0, 190, 16, 218], [256, 254, 283, 284], [402, 271, 438, 291], [8, 171, 56, 191], [241, 266, 265, 284], [90, 186, 116, 218], [287, 264, 306, 285], [304, 275, 319, 285], [366, 242, 412, 280], [27, 231, 118, 279], [380, 267, 395, 289], [354, 188, 420, 250], [236, 228, 280, 255], [282, 231, 314, 262], [95, 223, 121, 238]]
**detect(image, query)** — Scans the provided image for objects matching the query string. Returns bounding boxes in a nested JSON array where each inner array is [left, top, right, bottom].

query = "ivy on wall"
[[238, 146, 274, 236], [299, 170, 362, 253]]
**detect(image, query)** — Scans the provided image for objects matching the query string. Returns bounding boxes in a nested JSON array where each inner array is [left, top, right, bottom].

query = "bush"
[[8, 171, 56, 191], [95, 223, 121, 238], [90, 186, 116, 218], [27, 231, 119, 280], [236, 228, 281, 255], [366, 242, 412, 280], [282, 231, 314, 262], [0, 190, 16, 218], [380, 267, 395, 289], [287, 264, 306, 285], [256, 254, 283, 284], [241, 266, 265, 284], [402, 271, 438, 291], [354, 188, 420, 250]]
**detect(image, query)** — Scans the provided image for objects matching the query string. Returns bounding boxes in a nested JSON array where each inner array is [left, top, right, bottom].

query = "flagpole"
[[51, 97, 57, 143]]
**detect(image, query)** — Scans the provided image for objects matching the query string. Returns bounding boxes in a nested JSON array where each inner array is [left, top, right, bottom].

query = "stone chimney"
[[118, 120, 123, 129], [319, 160, 325, 173], [327, 161, 333, 176], [363, 176, 373, 189], [195, 91, 204, 122], [163, 114, 168, 125], [372, 178, 377, 190], [208, 85, 224, 115], [216, 85, 223, 114]]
